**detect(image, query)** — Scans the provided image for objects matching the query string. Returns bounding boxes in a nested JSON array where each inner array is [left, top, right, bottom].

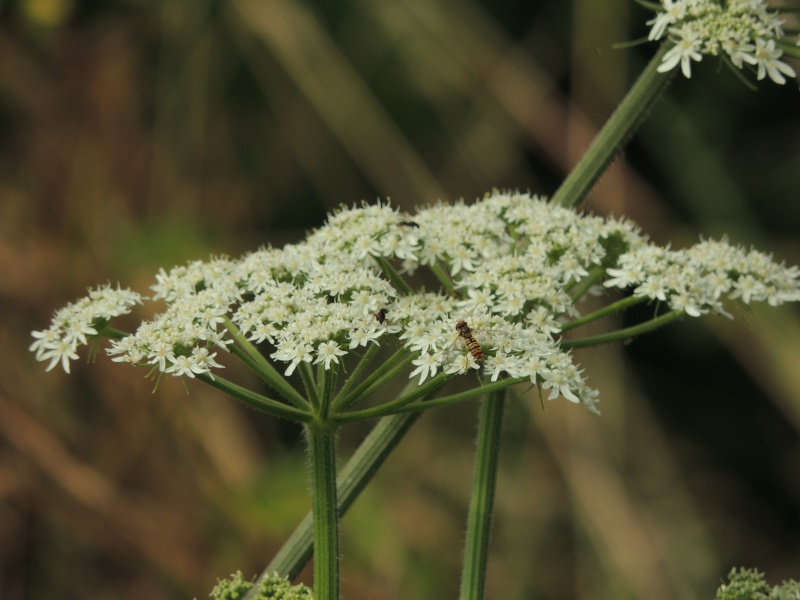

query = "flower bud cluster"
[[209, 570, 313, 599], [648, 0, 797, 83]]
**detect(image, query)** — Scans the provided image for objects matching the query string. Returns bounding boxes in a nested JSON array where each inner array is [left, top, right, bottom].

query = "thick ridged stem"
[[459, 389, 507, 600], [306, 421, 339, 600]]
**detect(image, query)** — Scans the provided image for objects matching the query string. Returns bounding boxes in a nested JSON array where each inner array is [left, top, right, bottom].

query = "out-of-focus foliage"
[[2, 0, 798, 598]]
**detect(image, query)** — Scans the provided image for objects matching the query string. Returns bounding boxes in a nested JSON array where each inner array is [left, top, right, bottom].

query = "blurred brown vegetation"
[[1, 0, 799, 598]]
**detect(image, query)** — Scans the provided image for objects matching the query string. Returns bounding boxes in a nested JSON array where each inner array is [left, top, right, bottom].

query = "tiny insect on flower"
[[373, 308, 388, 325], [455, 320, 484, 362]]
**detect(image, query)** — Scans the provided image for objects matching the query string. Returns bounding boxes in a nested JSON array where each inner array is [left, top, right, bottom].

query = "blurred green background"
[[2, 0, 799, 598]]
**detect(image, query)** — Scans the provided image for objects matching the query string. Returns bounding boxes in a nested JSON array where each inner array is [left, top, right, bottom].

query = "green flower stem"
[[336, 353, 416, 412], [561, 310, 682, 349], [550, 42, 673, 209], [333, 372, 450, 424], [430, 262, 458, 296], [196, 373, 311, 422], [334, 349, 415, 412], [559, 295, 646, 333], [330, 343, 381, 410], [102, 326, 129, 340], [345, 375, 527, 421], [567, 264, 607, 303], [306, 421, 339, 600], [299, 362, 321, 413], [256, 393, 433, 591], [228, 342, 280, 384], [633, 0, 662, 11], [780, 43, 800, 59], [460, 389, 507, 600], [223, 319, 310, 410], [317, 364, 335, 420], [372, 255, 413, 296]]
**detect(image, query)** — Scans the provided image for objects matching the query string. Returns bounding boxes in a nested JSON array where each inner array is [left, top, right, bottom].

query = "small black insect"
[[373, 308, 388, 325]]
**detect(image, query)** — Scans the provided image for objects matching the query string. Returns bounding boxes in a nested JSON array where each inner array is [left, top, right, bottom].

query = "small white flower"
[[165, 354, 209, 378], [272, 342, 314, 376], [753, 38, 796, 85], [444, 352, 479, 375], [525, 307, 561, 336], [658, 27, 703, 78], [604, 265, 642, 289], [40, 339, 80, 374], [314, 341, 347, 369], [29, 328, 61, 360], [148, 340, 176, 372], [347, 327, 384, 349], [635, 278, 669, 302], [541, 368, 581, 404], [647, 0, 685, 41], [449, 245, 476, 275], [107, 336, 146, 365], [722, 38, 757, 69], [406, 330, 446, 354], [192, 346, 225, 377], [409, 351, 444, 384], [522, 354, 549, 384], [558, 254, 589, 283], [669, 292, 704, 317], [456, 288, 496, 314], [730, 274, 767, 304], [483, 353, 524, 382]]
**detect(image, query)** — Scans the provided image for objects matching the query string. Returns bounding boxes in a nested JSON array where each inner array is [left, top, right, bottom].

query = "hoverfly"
[[455, 320, 484, 362]]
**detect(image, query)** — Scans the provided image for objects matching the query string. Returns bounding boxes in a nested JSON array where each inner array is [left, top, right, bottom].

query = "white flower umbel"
[[30, 284, 142, 373], [604, 238, 800, 315], [25, 192, 800, 600], [646, 0, 798, 84], [32, 193, 800, 416]]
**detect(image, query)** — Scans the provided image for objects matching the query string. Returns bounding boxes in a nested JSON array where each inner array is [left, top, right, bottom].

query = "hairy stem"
[[459, 389, 507, 600], [196, 373, 310, 422], [306, 421, 339, 600], [253, 388, 433, 591]]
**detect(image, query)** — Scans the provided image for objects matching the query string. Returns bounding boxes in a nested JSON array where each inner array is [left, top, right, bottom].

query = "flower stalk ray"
[[196, 373, 312, 423]]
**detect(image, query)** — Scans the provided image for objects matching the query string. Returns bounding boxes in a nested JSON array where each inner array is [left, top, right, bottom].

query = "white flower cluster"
[[109, 247, 397, 381], [30, 284, 142, 373], [648, 0, 797, 83], [605, 239, 800, 316], [31, 192, 800, 413]]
